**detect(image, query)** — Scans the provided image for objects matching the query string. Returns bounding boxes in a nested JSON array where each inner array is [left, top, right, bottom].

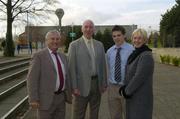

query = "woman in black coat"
[[119, 28, 154, 119]]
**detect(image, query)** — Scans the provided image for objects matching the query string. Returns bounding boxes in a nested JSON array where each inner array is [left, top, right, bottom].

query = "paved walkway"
[[153, 63, 180, 119], [0, 49, 34, 62], [23, 62, 180, 119]]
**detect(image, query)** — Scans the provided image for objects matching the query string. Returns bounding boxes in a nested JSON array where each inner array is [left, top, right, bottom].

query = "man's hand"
[[30, 101, 40, 109], [73, 89, 80, 96]]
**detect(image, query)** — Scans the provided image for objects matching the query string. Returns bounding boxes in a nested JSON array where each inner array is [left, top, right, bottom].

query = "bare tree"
[[0, 0, 59, 56]]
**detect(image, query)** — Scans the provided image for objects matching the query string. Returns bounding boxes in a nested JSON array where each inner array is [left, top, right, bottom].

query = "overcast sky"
[[0, 0, 176, 37], [59, 0, 175, 30]]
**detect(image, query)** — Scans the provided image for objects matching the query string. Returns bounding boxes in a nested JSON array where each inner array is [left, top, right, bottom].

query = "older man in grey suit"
[[27, 30, 71, 119], [68, 19, 107, 119]]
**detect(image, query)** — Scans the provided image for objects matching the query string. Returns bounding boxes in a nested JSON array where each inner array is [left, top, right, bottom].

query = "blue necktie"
[[114, 48, 121, 83]]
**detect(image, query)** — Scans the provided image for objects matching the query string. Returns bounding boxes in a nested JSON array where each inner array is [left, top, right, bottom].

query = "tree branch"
[[13, 0, 26, 9], [12, 0, 25, 14], [12, 0, 35, 20], [22, 0, 35, 11], [12, 0, 29, 12], [0, 0, 7, 6], [12, 10, 23, 20], [0, 7, 6, 13], [12, 0, 21, 8]]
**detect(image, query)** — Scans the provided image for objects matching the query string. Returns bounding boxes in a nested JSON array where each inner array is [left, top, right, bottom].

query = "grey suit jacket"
[[68, 37, 107, 97], [27, 48, 72, 110], [124, 51, 154, 119]]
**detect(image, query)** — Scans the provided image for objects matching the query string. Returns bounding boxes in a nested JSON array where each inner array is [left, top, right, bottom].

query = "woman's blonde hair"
[[131, 28, 148, 43]]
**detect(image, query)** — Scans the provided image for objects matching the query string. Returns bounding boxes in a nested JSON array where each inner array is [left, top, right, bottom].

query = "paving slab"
[[23, 62, 180, 119]]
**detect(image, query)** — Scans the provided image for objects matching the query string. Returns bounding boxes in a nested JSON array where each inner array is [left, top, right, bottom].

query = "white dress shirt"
[[48, 48, 66, 91]]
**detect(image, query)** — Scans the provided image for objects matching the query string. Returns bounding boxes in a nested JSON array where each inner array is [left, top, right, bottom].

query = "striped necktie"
[[114, 48, 121, 83]]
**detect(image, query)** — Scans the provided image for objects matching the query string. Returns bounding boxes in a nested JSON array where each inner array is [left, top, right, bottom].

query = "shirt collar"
[[82, 35, 93, 44], [114, 42, 126, 50], [47, 47, 56, 54]]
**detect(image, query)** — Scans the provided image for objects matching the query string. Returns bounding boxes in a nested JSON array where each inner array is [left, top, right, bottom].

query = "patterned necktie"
[[114, 48, 121, 83], [87, 40, 95, 57], [53, 51, 64, 91], [87, 40, 96, 75]]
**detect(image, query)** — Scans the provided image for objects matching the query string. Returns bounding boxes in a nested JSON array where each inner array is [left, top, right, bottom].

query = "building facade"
[[19, 25, 137, 49]]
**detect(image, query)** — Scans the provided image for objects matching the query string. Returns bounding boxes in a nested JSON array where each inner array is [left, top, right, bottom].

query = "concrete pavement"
[[23, 62, 180, 119], [153, 63, 180, 119]]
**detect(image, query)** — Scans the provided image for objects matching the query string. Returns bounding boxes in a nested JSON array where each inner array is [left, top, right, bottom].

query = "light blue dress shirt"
[[106, 42, 134, 85]]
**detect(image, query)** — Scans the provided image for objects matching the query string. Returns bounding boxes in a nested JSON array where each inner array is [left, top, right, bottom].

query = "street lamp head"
[[55, 8, 64, 19]]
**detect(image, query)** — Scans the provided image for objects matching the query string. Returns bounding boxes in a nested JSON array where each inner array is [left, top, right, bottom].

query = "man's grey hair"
[[82, 19, 95, 28], [81, 19, 95, 33], [45, 30, 60, 40]]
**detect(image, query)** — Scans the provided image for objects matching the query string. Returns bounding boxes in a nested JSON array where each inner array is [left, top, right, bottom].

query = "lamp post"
[[55, 8, 64, 32], [71, 22, 74, 41]]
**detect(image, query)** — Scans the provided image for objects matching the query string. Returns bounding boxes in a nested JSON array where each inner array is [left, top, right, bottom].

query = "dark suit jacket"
[[27, 48, 72, 110]]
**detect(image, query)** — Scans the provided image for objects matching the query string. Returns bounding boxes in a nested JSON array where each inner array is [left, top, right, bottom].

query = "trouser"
[[73, 77, 101, 119], [38, 92, 66, 119], [108, 83, 125, 119]]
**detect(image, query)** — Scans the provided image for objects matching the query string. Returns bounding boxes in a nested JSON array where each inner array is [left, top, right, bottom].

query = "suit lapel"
[[44, 48, 56, 73]]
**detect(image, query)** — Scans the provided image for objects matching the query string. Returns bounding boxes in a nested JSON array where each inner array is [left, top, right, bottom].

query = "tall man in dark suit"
[[68, 19, 107, 119], [27, 30, 71, 119]]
